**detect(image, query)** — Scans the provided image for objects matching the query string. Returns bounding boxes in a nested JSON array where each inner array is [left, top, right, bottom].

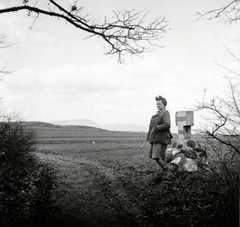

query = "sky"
[[0, 0, 239, 133]]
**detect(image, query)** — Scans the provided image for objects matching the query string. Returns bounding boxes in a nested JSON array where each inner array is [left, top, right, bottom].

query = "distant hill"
[[52, 119, 98, 127], [101, 123, 148, 132], [24, 121, 57, 127], [23, 121, 147, 139], [51, 119, 148, 132], [24, 121, 102, 130]]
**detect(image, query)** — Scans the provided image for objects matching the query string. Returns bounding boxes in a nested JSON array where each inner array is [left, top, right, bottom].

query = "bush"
[[0, 118, 57, 227], [206, 140, 239, 227], [142, 168, 238, 227]]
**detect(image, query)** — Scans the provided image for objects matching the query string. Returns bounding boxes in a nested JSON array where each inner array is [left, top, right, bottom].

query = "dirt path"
[[34, 152, 145, 227]]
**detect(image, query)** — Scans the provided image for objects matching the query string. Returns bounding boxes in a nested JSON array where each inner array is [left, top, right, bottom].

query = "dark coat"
[[146, 110, 172, 144]]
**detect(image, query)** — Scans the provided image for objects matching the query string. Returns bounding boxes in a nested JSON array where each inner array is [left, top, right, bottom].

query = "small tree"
[[195, 4, 239, 221], [0, 0, 168, 63]]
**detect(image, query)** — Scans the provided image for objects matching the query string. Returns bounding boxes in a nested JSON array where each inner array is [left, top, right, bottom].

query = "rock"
[[186, 139, 197, 148], [183, 158, 198, 172], [184, 149, 198, 159]]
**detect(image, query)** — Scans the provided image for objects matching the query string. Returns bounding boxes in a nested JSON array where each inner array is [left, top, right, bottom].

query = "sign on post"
[[175, 111, 194, 140]]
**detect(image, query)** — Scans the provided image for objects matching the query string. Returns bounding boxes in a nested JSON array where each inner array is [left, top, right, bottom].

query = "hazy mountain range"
[[51, 119, 149, 132]]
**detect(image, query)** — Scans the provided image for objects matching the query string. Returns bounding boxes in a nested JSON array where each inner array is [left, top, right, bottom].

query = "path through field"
[[34, 138, 158, 227]]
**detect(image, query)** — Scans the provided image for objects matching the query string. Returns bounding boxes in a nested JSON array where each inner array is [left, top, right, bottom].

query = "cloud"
[[1, 59, 162, 95]]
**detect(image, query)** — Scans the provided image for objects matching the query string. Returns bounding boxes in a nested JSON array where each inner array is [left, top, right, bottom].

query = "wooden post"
[[175, 111, 194, 141]]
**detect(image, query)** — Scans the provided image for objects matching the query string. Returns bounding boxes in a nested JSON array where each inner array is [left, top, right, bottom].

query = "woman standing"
[[147, 95, 172, 169]]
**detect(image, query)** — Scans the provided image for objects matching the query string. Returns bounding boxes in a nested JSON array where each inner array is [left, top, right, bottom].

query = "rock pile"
[[152, 139, 212, 184], [165, 139, 210, 173]]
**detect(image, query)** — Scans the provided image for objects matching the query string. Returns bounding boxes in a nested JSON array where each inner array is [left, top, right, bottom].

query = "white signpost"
[[175, 111, 194, 141]]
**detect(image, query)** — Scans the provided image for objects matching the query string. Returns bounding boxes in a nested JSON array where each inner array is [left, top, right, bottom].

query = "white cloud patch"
[[2, 58, 163, 95]]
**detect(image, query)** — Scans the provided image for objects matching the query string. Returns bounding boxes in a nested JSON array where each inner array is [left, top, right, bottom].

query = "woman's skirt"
[[149, 143, 167, 160]]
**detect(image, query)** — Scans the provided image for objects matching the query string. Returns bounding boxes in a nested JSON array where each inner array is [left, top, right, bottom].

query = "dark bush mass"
[[0, 120, 57, 227]]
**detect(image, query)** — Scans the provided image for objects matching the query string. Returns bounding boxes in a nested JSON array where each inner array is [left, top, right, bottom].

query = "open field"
[[26, 121, 149, 139], [34, 137, 152, 226], [24, 122, 238, 227], [31, 122, 161, 226]]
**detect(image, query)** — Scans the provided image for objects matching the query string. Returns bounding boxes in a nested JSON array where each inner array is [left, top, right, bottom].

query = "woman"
[[147, 95, 172, 169]]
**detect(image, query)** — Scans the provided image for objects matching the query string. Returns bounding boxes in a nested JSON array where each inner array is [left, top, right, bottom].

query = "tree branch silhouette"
[[0, 0, 168, 63]]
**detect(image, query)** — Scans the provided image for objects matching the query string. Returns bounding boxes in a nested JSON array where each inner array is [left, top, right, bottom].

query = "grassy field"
[[25, 122, 238, 227], [31, 122, 158, 226]]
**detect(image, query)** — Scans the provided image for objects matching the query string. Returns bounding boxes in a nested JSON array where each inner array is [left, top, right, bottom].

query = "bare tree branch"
[[0, 0, 168, 63], [195, 74, 240, 155], [196, 100, 240, 154], [0, 34, 12, 78], [196, 0, 240, 23]]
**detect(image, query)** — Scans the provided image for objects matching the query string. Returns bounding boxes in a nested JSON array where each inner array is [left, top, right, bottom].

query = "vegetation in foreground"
[[0, 120, 57, 227], [0, 122, 239, 227]]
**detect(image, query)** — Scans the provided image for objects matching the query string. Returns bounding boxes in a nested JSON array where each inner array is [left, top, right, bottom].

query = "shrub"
[[0, 118, 57, 227], [206, 140, 239, 227]]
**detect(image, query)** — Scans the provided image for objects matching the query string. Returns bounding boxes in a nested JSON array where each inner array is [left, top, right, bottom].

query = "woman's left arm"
[[156, 111, 171, 131]]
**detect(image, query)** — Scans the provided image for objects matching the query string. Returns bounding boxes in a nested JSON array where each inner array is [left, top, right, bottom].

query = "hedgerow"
[[0, 117, 57, 227]]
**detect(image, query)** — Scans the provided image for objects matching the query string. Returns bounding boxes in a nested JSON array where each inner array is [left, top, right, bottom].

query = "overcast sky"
[[0, 0, 239, 133]]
